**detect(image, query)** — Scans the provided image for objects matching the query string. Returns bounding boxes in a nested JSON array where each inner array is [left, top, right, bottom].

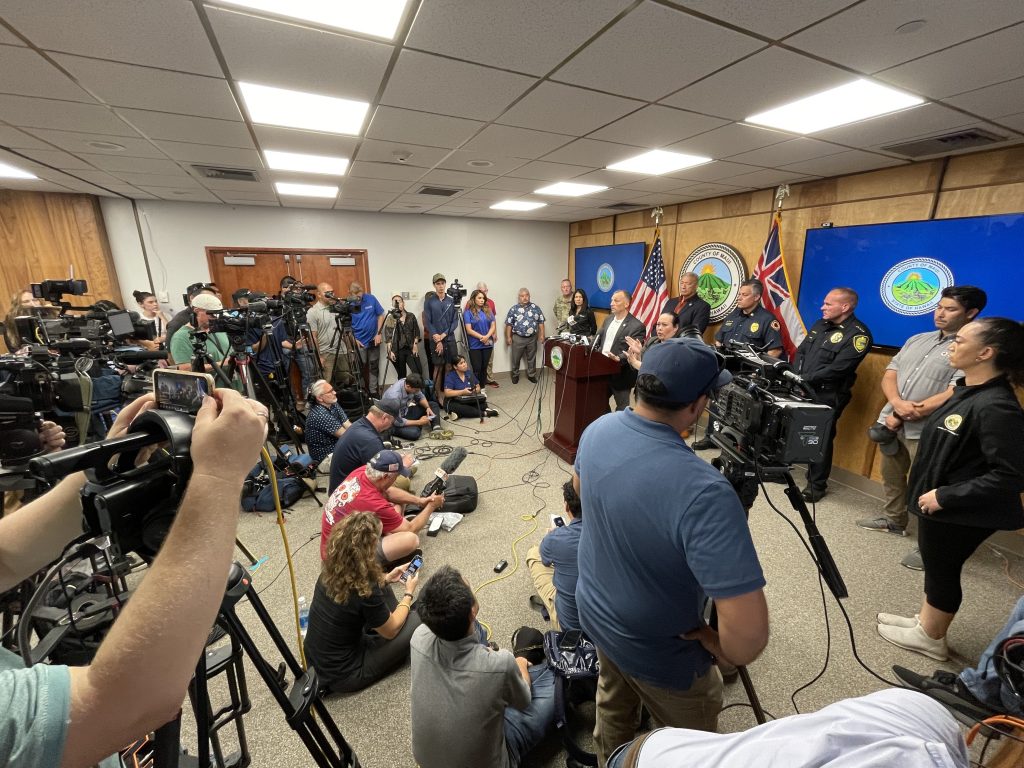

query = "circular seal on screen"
[[596, 263, 615, 293], [880, 258, 954, 316], [550, 345, 564, 371], [680, 243, 747, 324]]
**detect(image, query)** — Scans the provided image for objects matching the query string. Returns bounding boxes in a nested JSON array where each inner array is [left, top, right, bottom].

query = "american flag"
[[753, 213, 806, 361], [629, 231, 669, 336]]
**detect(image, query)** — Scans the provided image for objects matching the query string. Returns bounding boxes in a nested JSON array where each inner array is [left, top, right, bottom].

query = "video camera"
[[32, 279, 88, 303], [388, 297, 403, 320], [323, 291, 361, 324], [446, 278, 467, 303], [706, 343, 833, 466]]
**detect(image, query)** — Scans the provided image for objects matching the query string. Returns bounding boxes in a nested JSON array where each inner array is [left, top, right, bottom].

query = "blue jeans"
[[392, 402, 441, 440], [293, 347, 317, 396], [504, 663, 555, 767], [961, 595, 1024, 715]]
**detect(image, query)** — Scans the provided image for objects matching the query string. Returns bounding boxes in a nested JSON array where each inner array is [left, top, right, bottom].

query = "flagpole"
[[772, 184, 789, 227]]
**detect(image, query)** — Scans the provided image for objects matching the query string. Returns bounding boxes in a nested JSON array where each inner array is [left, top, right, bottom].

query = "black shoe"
[[801, 486, 827, 503], [528, 594, 550, 622], [485, 408, 499, 417], [892, 665, 996, 718], [511, 376, 520, 384], [527, 375, 538, 384], [511, 626, 546, 665], [692, 437, 715, 450]]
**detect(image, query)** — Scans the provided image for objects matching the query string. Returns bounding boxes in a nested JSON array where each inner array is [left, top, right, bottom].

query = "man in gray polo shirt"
[[858, 286, 986, 569], [307, 282, 349, 385]]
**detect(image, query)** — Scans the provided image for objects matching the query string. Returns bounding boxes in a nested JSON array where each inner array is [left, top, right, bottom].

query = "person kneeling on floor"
[[381, 372, 442, 440]]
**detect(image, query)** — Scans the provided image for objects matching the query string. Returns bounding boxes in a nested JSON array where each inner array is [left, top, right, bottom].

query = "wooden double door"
[[204, 247, 370, 303]]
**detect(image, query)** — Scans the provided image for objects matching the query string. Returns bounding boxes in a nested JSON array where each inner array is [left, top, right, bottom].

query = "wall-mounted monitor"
[[574, 242, 646, 310], [798, 213, 1024, 349]]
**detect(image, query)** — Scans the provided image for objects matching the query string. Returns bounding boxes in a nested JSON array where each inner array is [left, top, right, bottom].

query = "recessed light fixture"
[[239, 82, 369, 136], [533, 182, 608, 197], [490, 200, 547, 211], [264, 150, 349, 176], [0, 161, 37, 179], [467, 159, 494, 168], [745, 79, 924, 134], [607, 149, 712, 175], [214, 0, 409, 40], [85, 140, 126, 152], [275, 181, 339, 198]]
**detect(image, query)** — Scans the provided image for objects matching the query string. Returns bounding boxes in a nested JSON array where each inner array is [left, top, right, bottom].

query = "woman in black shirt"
[[383, 294, 423, 378], [877, 318, 1024, 662], [566, 288, 597, 338], [304, 512, 421, 693]]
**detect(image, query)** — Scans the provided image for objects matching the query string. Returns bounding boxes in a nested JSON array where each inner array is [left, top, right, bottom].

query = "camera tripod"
[[150, 562, 359, 768], [325, 312, 375, 416], [379, 303, 424, 387]]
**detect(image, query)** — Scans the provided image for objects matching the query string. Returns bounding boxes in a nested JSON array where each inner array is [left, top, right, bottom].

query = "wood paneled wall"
[[0, 190, 121, 317], [568, 146, 1024, 484]]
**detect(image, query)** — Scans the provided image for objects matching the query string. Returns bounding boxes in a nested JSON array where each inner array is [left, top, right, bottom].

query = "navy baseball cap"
[[369, 449, 411, 477], [639, 337, 732, 403], [372, 398, 402, 419]]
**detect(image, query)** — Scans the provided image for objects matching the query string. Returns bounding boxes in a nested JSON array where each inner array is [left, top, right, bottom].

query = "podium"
[[543, 338, 621, 463]]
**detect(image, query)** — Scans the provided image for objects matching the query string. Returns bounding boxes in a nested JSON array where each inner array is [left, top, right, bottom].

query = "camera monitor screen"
[[106, 310, 136, 340], [153, 370, 213, 415]]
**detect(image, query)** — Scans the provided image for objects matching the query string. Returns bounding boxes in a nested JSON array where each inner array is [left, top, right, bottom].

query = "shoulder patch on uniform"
[[770, 320, 780, 330], [853, 335, 869, 353]]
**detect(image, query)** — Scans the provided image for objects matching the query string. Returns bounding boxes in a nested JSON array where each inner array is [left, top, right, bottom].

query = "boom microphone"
[[421, 446, 467, 497]]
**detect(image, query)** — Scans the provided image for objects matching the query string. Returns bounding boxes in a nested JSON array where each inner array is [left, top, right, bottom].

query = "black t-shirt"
[[328, 416, 384, 493], [303, 577, 391, 688]]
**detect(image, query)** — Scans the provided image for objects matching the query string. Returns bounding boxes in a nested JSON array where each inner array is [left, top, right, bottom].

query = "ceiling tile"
[[53, 54, 240, 120], [342, 177, 413, 194], [786, 0, 1024, 73], [197, 176, 273, 190], [462, 125, 574, 159], [209, 188, 278, 201], [14, 148, 95, 170], [2, 0, 222, 75], [619, 176, 698, 193], [497, 82, 642, 135], [152, 140, 262, 167], [252, 126, 357, 158], [141, 186, 223, 203], [335, 201, 385, 211], [116, 108, 253, 148], [718, 168, 818, 188], [75, 154, 186, 174], [451, 188, 510, 202], [552, 2, 763, 101], [665, 182, 748, 198], [667, 123, 792, 157], [481, 177, 544, 192], [0, 178, 75, 193], [944, 76, 1024, 119], [366, 106, 483, 149], [355, 139, 450, 169], [348, 161, 426, 181], [406, 0, 632, 75], [0, 28, 24, 45], [726, 137, 847, 165], [0, 46, 94, 102], [0, 94, 139, 135], [281, 196, 336, 209], [207, 8, 392, 101], [663, 160, 762, 182], [781, 150, 907, 176], [338, 192, 400, 204], [666, 0, 854, 39], [587, 105, 727, 146], [110, 172, 199, 189], [814, 103, 978, 148], [505, 160, 595, 181], [433, 151, 528, 176], [660, 47, 852, 121], [381, 49, 535, 121], [539, 138, 642, 167], [0, 126, 52, 149], [24, 129, 163, 158], [423, 208, 477, 216], [71, 169, 136, 187], [222, 199, 278, 206], [416, 169, 496, 188], [998, 112, 1024, 133]]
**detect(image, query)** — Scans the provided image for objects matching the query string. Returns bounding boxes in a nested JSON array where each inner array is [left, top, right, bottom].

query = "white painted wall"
[[100, 198, 569, 376]]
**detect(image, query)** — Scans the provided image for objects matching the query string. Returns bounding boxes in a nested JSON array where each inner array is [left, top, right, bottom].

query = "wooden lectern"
[[543, 338, 621, 463]]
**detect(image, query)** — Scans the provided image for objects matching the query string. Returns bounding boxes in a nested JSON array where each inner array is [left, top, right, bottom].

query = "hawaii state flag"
[[753, 213, 806, 361], [629, 231, 669, 336]]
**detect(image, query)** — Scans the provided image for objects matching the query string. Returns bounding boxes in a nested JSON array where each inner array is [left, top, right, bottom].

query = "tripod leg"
[[235, 538, 258, 566], [735, 665, 767, 725]]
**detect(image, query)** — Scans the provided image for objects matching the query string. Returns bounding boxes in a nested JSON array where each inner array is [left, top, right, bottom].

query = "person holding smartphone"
[[526, 480, 584, 631], [305, 512, 422, 694]]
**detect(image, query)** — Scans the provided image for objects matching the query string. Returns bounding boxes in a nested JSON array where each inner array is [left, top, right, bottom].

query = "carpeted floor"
[[181, 368, 1023, 767]]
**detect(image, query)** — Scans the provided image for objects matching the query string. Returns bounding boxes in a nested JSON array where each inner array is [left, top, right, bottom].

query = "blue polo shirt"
[[462, 308, 495, 350], [574, 409, 765, 690], [351, 293, 384, 346], [328, 416, 384, 493], [539, 519, 583, 631]]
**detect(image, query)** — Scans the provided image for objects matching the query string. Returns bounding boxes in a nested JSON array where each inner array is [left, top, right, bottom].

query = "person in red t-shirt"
[[321, 449, 444, 563]]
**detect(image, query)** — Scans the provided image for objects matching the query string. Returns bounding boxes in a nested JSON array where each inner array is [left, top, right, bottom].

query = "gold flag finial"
[[774, 185, 790, 212]]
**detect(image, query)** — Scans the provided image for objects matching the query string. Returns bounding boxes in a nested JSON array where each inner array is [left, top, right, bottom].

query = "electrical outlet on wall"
[[158, 291, 169, 303]]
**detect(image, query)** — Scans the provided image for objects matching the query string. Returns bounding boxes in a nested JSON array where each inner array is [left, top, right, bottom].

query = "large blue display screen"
[[574, 242, 646, 310], [798, 214, 1024, 348]]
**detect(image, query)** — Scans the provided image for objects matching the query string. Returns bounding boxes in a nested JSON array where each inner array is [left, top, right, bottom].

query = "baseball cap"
[[372, 398, 401, 419], [190, 293, 224, 312], [369, 449, 411, 477], [639, 337, 732, 403], [432, 273, 446, 284]]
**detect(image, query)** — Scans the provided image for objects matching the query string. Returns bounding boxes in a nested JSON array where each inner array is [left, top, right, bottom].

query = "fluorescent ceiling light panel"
[[607, 149, 711, 175], [533, 182, 608, 197], [239, 82, 369, 135], [264, 150, 349, 176], [275, 181, 339, 198], [0, 161, 37, 179], [490, 200, 547, 211], [745, 79, 924, 134], [215, 0, 408, 40]]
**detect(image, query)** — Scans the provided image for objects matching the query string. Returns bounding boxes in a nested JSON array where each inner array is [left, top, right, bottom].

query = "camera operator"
[[3, 287, 59, 353], [168, 293, 229, 369], [307, 283, 350, 386], [132, 291, 171, 348], [573, 338, 768, 765], [383, 294, 422, 379], [165, 283, 217, 346], [0, 390, 268, 768], [348, 282, 386, 397]]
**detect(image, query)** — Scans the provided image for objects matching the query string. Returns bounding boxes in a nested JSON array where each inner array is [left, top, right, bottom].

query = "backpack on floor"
[[421, 475, 478, 514], [241, 463, 306, 512]]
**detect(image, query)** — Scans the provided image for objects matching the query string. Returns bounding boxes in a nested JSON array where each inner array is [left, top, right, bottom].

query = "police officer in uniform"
[[692, 280, 785, 450], [795, 287, 873, 502]]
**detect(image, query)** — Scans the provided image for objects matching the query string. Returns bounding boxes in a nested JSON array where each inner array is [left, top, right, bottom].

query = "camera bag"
[[425, 475, 478, 514], [241, 463, 305, 512]]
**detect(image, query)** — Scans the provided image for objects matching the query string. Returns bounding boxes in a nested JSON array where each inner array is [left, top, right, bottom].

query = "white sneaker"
[[877, 621, 948, 661], [877, 612, 919, 628]]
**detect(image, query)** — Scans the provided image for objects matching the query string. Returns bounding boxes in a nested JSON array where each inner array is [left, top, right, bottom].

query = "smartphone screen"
[[558, 629, 582, 651], [551, 515, 565, 528], [400, 555, 423, 583], [153, 369, 214, 415]]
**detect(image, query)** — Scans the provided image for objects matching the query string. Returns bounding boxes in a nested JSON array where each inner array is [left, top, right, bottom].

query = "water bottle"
[[298, 596, 309, 636]]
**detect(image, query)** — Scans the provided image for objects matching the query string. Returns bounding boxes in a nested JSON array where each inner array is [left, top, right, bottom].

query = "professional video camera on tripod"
[[318, 288, 371, 412]]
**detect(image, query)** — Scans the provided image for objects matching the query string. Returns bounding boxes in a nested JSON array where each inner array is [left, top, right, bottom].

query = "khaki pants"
[[321, 351, 351, 387], [526, 544, 560, 630], [880, 435, 919, 529], [595, 648, 722, 767]]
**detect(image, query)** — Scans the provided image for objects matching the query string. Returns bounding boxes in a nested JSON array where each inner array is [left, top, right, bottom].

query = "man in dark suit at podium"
[[662, 271, 711, 333], [594, 289, 647, 410]]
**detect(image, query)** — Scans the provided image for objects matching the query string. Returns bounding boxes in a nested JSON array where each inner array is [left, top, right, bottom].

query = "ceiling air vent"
[[192, 165, 261, 182], [603, 202, 644, 211], [881, 129, 1005, 159], [416, 186, 461, 197]]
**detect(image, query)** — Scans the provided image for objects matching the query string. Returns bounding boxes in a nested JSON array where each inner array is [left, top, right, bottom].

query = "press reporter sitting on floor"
[[320, 450, 444, 566], [443, 355, 498, 420], [0, 389, 268, 768], [526, 480, 583, 632], [304, 512, 422, 695], [304, 379, 352, 471], [381, 372, 442, 440]]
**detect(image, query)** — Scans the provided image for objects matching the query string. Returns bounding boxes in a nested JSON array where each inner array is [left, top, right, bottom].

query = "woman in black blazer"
[[566, 288, 597, 338]]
